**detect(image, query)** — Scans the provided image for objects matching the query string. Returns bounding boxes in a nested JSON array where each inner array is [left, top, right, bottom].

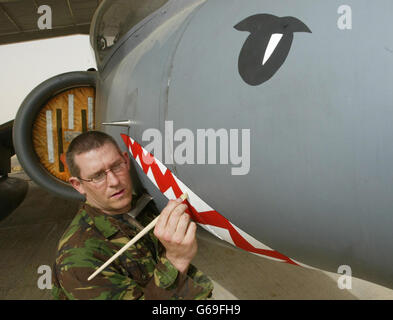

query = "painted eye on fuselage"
[[234, 14, 312, 86]]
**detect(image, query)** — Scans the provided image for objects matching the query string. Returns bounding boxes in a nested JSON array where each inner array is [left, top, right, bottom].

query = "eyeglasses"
[[78, 162, 127, 184]]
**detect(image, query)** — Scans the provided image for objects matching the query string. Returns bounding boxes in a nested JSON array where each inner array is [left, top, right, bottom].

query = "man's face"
[[69, 142, 133, 215]]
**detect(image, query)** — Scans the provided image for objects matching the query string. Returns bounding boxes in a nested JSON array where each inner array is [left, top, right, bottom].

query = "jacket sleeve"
[[52, 246, 213, 300], [143, 255, 213, 300]]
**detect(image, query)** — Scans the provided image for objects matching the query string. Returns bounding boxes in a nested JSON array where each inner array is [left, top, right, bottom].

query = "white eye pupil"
[[262, 33, 283, 65]]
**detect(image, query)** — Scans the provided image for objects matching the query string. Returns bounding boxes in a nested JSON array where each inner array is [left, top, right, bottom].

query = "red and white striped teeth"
[[121, 134, 299, 266]]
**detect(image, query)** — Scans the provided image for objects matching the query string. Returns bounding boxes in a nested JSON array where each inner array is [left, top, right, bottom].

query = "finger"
[[154, 194, 187, 238], [173, 213, 191, 242], [183, 221, 197, 244], [165, 204, 188, 237], [156, 198, 181, 227], [155, 196, 185, 237], [154, 199, 179, 236]]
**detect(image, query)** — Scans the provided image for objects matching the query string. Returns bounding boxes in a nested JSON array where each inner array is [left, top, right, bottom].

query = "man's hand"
[[153, 197, 197, 274]]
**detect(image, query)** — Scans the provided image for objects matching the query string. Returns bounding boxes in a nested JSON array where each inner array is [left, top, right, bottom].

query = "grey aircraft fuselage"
[[91, 0, 393, 289]]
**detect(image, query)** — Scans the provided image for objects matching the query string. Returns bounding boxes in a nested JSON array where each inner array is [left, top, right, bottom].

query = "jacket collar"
[[83, 196, 138, 239], [83, 193, 153, 239], [83, 203, 120, 239]]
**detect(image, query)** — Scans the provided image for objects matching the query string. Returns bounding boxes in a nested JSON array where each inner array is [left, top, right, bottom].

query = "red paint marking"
[[121, 134, 298, 266]]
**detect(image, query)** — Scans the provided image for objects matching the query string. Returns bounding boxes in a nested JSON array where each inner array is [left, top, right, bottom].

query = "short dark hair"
[[66, 131, 121, 177]]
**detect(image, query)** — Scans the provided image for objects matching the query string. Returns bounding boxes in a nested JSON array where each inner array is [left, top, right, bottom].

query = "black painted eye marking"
[[234, 14, 312, 86]]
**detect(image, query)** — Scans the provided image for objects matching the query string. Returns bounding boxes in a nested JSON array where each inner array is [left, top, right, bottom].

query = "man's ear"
[[69, 177, 86, 196], [122, 151, 130, 170]]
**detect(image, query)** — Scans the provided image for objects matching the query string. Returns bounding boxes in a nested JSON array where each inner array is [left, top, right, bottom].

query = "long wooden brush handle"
[[87, 193, 188, 281]]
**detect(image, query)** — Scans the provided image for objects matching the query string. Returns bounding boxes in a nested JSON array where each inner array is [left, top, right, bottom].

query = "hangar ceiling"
[[0, 0, 102, 45]]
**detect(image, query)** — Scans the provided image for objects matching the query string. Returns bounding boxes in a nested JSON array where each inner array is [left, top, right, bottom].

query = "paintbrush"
[[88, 192, 189, 281]]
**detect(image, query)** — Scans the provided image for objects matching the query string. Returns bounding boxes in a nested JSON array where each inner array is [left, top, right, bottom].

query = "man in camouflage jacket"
[[52, 131, 213, 300]]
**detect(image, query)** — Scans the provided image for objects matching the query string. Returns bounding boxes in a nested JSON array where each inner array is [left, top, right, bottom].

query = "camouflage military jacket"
[[52, 194, 213, 300]]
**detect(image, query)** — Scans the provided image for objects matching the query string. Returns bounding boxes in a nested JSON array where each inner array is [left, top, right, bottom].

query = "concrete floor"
[[1, 157, 393, 300], [0, 168, 79, 299]]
